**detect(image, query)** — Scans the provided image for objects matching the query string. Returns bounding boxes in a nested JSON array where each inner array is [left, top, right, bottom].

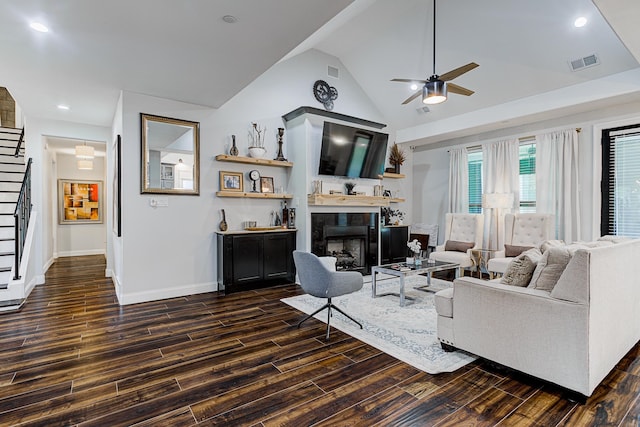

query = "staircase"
[[0, 126, 25, 291]]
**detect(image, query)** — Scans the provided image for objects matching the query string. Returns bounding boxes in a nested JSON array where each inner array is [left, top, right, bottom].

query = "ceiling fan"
[[391, 0, 478, 105]]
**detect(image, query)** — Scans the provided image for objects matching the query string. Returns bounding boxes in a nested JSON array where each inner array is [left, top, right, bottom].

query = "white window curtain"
[[536, 129, 581, 242], [448, 148, 468, 213], [482, 139, 519, 249]]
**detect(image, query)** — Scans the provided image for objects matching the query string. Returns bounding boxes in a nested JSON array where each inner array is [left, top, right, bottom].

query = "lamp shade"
[[75, 144, 95, 159], [77, 159, 93, 170], [482, 193, 514, 209], [422, 79, 447, 104]]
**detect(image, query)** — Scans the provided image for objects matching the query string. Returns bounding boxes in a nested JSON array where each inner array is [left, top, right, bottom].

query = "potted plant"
[[248, 122, 267, 158], [388, 143, 406, 174]]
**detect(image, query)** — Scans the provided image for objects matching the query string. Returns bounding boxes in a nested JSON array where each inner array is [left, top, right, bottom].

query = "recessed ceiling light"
[[57, 105, 70, 110], [222, 15, 238, 24], [410, 83, 418, 91], [29, 22, 49, 32], [574, 17, 587, 28]]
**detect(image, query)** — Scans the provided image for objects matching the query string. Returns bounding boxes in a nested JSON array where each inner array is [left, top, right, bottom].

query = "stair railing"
[[13, 127, 24, 158], [13, 158, 32, 280]]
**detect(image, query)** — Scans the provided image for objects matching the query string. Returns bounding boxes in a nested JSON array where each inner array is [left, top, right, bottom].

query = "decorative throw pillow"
[[504, 244, 534, 258], [528, 247, 572, 292], [444, 240, 475, 252], [500, 248, 543, 287], [539, 240, 565, 254]]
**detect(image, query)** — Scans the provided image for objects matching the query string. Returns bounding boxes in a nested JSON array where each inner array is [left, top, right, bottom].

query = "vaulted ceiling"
[[1, 0, 639, 146]]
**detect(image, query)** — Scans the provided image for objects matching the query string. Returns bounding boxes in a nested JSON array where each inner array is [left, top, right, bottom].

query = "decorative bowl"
[[248, 147, 266, 158]]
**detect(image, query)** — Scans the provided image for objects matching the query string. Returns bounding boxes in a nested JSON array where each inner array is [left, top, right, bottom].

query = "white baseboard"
[[43, 256, 55, 274], [118, 281, 218, 305], [57, 249, 106, 258], [104, 268, 112, 278]]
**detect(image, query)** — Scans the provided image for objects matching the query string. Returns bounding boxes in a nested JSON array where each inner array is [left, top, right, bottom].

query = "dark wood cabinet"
[[217, 230, 296, 293], [380, 225, 409, 264]]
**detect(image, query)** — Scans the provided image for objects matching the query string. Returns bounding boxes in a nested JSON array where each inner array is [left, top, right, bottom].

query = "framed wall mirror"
[[141, 113, 200, 195]]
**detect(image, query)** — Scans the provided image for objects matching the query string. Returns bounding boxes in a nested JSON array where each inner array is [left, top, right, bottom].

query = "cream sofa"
[[434, 238, 640, 397]]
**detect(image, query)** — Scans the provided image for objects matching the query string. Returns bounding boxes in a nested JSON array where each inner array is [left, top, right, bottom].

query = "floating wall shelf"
[[383, 172, 406, 179], [217, 191, 293, 199], [215, 154, 293, 168]]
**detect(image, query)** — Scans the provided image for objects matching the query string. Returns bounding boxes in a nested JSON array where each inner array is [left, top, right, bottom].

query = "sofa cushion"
[[434, 287, 454, 318], [445, 240, 475, 253], [539, 239, 565, 253], [550, 249, 589, 303], [528, 247, 572, 291], [501, 248, 543, 287], [505, 244, 534, 258]]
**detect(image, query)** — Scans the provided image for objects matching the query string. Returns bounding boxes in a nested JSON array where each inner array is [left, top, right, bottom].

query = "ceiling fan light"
[[422, 80, 447, 104]]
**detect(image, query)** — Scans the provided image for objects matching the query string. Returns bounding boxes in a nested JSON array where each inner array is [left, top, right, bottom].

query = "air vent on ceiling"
[[416, 106, 430, 114], [569, 53, 600, 71], [327, 65, 339, 79]]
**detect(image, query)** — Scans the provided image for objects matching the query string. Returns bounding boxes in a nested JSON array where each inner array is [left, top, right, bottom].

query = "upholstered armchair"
[[487, 213, 555, 278], [292, 251, 363, 340], [429, 213, 484, 276]]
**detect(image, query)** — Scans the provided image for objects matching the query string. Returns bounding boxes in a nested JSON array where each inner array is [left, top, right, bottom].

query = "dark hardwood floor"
[[0, 255, 638, 426]]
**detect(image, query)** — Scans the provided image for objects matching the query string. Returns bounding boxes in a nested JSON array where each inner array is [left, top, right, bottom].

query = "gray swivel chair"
[[292, 250, 363, 340]]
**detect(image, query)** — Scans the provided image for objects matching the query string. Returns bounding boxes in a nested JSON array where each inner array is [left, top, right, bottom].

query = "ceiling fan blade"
[[447, 82, 474, 96], [439, 62, 479, 82], [402, 90, 422, 105], [391, 78, 427, 84]]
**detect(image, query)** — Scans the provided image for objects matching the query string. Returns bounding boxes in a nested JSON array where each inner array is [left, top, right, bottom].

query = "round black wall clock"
[[313, 80, 338, 111]]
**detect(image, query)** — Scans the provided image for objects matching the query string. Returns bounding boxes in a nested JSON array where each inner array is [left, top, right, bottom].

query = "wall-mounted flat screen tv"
[[318, 122, 389, 179]]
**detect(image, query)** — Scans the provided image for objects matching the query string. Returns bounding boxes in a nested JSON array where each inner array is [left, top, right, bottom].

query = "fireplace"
[[311, 213, 378, 274]]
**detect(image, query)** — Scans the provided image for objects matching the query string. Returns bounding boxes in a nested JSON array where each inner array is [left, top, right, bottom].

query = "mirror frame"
[[140, 113, 200, 195]]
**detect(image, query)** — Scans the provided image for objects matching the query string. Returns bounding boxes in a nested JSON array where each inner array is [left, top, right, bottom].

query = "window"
[[601, 124, 640, 238], [467, 142, 536, 213], [519, 142, 536, 212], [468, 150, 483, 213]]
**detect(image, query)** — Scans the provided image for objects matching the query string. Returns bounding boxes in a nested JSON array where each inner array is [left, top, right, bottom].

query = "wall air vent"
[[569, 53, 600, 71], [327, 65, 339, 79]]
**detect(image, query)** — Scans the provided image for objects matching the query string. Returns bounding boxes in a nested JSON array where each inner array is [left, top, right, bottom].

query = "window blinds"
[[601, 124, 640, 237]]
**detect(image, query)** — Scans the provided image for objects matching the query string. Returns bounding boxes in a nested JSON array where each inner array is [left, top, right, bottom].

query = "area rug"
[[281, 276, 476, 374]]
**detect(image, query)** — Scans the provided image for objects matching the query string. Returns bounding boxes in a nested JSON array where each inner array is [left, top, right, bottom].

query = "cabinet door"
[[263, 233, 293, 279], [232, 235, 264, 283], [389, 227, 409, 263], [380, 227, 392, 264]]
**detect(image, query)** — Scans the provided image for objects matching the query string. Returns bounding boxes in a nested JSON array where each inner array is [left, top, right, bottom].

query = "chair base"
[[297, 297, 363, 340]]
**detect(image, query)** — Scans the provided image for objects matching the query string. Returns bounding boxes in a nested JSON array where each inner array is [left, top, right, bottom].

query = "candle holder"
[[274, 128, 287, 161]]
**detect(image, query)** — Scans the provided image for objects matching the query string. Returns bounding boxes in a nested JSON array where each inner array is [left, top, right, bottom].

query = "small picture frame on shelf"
[[260, 176, 274, 193], [220, 171, 243, 192]]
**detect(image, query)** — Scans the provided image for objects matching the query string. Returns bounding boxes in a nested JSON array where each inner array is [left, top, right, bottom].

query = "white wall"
[[114, 48, 394, 304], [54, 153, 106, 257], [412, 99, 640, 244]]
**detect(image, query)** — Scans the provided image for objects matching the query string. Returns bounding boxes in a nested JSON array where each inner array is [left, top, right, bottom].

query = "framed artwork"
[[59, 180, 103, 224], [260, 176, 274, 193], [112, 135, 122, 236], [220, 171, 243, 192]]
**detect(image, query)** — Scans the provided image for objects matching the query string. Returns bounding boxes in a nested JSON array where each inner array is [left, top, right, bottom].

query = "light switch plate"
[[149, 197, 169, 207]]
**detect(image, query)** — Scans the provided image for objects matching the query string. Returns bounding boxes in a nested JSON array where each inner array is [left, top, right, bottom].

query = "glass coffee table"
[[371, 259, 460, 307]]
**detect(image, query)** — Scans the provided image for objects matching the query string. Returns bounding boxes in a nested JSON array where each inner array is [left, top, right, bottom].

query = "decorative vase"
[[275, 127, 287, 161], [414, 254, 422, 266], [229, 135, 239, 156], [248, 147, 266, 158], [394, 163, 401, 174], [344, 182, 355, 195]]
